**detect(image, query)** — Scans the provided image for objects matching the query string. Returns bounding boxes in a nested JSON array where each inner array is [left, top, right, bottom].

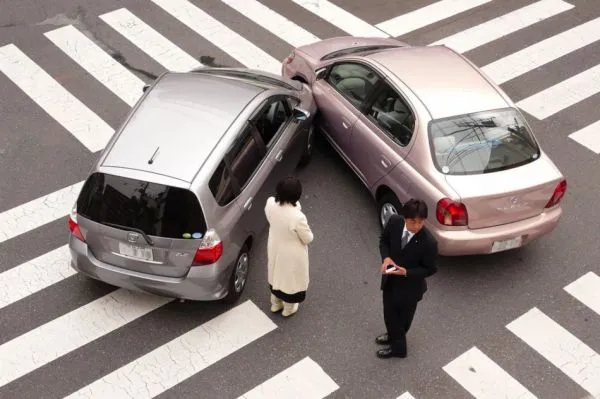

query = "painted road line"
[[291, 0, 387, 37], [397, 393, 416, 399], [150, 0, 280, 74], [564, 271, 600, 316], [506, 307, 600, 398], [431, 0, 573, 53], [0, 44, 113, 152], [0, 181, 84, 245], [100, 8, 202, 72], [220, 0, 320, 48], [237, 357, 339, 399], [482, 16, 600, 85], [569, 120, 600, 154], [0, 245, 74, 310], [0, 289, 171, 388], [65, 300, 276, 398], [45, 25, 146, 107], [443, 346, 537, 399], [376, 0, 492, 38], [517, 63, 600, 119]]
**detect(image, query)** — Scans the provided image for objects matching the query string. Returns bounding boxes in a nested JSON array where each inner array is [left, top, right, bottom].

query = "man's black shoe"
[[376, 347, 406, 359], [375, 333, 390, 345]]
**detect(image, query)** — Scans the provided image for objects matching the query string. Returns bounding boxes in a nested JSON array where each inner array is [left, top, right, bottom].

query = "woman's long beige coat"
[[265, 196, 314, 295]]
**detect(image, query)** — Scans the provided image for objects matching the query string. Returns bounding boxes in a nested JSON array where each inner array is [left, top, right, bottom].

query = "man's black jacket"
[[379, 214, 438, 301]]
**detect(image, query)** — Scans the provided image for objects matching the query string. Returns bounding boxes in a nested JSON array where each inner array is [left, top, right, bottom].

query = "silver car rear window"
[[77, 172, 207, 239], [428, 108, 540, 175]]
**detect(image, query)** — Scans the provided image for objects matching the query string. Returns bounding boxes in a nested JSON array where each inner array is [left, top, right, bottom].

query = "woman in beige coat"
[[265, 177, 314, 317]]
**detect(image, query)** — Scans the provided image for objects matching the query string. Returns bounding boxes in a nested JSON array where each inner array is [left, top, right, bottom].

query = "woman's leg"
[[282, 301, 299, 317], [270, 294, 283, 312]]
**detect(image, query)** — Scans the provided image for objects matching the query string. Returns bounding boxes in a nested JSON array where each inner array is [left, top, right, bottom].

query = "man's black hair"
[[403, 198, 428, 219], [275, 176, 302, 206]]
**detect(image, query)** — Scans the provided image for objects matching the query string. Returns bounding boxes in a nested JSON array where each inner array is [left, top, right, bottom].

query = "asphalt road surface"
[[1, 0, 599, 398]]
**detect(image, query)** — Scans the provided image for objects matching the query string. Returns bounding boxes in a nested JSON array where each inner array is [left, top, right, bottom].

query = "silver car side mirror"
[[292, 107, 310, 122]]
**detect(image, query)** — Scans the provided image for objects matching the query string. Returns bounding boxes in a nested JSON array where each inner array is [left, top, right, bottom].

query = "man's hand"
[[386, 266, 407, 276], [380, 257, 396, 274]]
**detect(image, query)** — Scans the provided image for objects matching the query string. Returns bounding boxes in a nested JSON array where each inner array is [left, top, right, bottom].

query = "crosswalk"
[[1, 0, 600, 397]]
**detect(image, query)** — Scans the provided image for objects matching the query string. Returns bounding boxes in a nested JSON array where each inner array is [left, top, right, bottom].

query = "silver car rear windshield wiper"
[[101, 221, 154, 245]]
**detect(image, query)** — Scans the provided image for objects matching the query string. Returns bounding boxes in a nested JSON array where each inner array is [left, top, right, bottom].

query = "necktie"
[[401, 231, 409, 249]]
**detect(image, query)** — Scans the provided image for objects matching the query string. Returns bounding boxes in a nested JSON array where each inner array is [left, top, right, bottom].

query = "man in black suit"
[[376, 198, 438, 358]]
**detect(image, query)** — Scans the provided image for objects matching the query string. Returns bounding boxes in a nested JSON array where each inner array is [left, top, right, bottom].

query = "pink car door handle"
[[381, 156, 391, 168]]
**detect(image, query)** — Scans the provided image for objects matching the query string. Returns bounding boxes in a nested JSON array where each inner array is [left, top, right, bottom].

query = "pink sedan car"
[[282, 37, 567, 256]]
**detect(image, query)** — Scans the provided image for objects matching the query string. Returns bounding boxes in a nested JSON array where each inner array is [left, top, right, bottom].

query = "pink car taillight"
[[545, 179, 567, 208], [436, 198, 468, 226]]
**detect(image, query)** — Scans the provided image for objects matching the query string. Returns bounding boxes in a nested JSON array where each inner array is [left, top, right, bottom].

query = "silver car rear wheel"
[[233, 252, 249, 293]]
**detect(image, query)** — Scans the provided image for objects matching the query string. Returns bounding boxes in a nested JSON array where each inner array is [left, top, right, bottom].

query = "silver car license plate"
[[118, 242, 154, 261]]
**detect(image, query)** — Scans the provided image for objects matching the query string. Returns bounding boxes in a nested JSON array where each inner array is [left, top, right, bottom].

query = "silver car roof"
[[100, 71, 266, 183]]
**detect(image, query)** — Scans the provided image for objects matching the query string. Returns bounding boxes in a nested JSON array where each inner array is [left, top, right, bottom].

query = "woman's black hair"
[[275, 176, 302, 206]]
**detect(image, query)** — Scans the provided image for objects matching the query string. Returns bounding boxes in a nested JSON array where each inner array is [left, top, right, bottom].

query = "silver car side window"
[[208, 126, 266, 206], [253, 99, 292, 148]]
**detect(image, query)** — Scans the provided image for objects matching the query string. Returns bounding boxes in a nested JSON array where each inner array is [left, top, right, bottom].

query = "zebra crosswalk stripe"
[[220, 0, 321, 48], [65, 300, 276, 398], [45, 25, 146, 107], [443, 346, 537, 399], [0, 245, 73, 310], [150, 0, 281, 74], [564, 271, 600, 316], [376, 0, 492, 37], [236, 357, 339, 399], [506, 307, 600, 398], [0, 289, 172, 388], [0, 45, 113, 153], [100, 8, 203, 72], [430, 0, 574, 53]]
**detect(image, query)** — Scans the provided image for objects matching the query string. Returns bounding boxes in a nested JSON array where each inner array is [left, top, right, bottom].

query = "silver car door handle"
[[275, 150, 283, 162], [243, 197, 253, 210]]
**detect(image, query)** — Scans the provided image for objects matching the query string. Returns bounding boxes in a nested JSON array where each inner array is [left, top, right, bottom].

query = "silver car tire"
[[298, 124, 315, 168], [378, 192, 402, 229], [224, 245, 250, 304]]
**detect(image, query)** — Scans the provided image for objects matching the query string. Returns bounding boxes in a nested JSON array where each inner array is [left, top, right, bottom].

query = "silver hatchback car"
[[68, 68, 316, 303]]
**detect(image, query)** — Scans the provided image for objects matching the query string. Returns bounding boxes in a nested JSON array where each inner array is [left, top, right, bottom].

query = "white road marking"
[[506, 307, 600, 398], [517, 63, 600, 119], [291, 0, 387, 37], [237, 357, 339, 399], [568, 120, 600, 154], [44, 25, 146, 107], [0, 245, 74, 310], [0, 44, 113, 152], [0, 181, 84, 245], [220, 0, 320, 48], [0, 289, 171, 388], [564, 271, 600, 316], [65, 300, 276, 398], [396, 393, 416, 399], [376, 0, 492, 37], [431, 0, 573, 53], [443, 346, 537, 399], [481, 16, 600, 85], [150, 0, 281, 74], [100, 8, 202, 72]]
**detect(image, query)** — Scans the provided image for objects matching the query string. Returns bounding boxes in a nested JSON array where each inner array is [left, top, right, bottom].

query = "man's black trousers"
[[383, 289, 418, 355]]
